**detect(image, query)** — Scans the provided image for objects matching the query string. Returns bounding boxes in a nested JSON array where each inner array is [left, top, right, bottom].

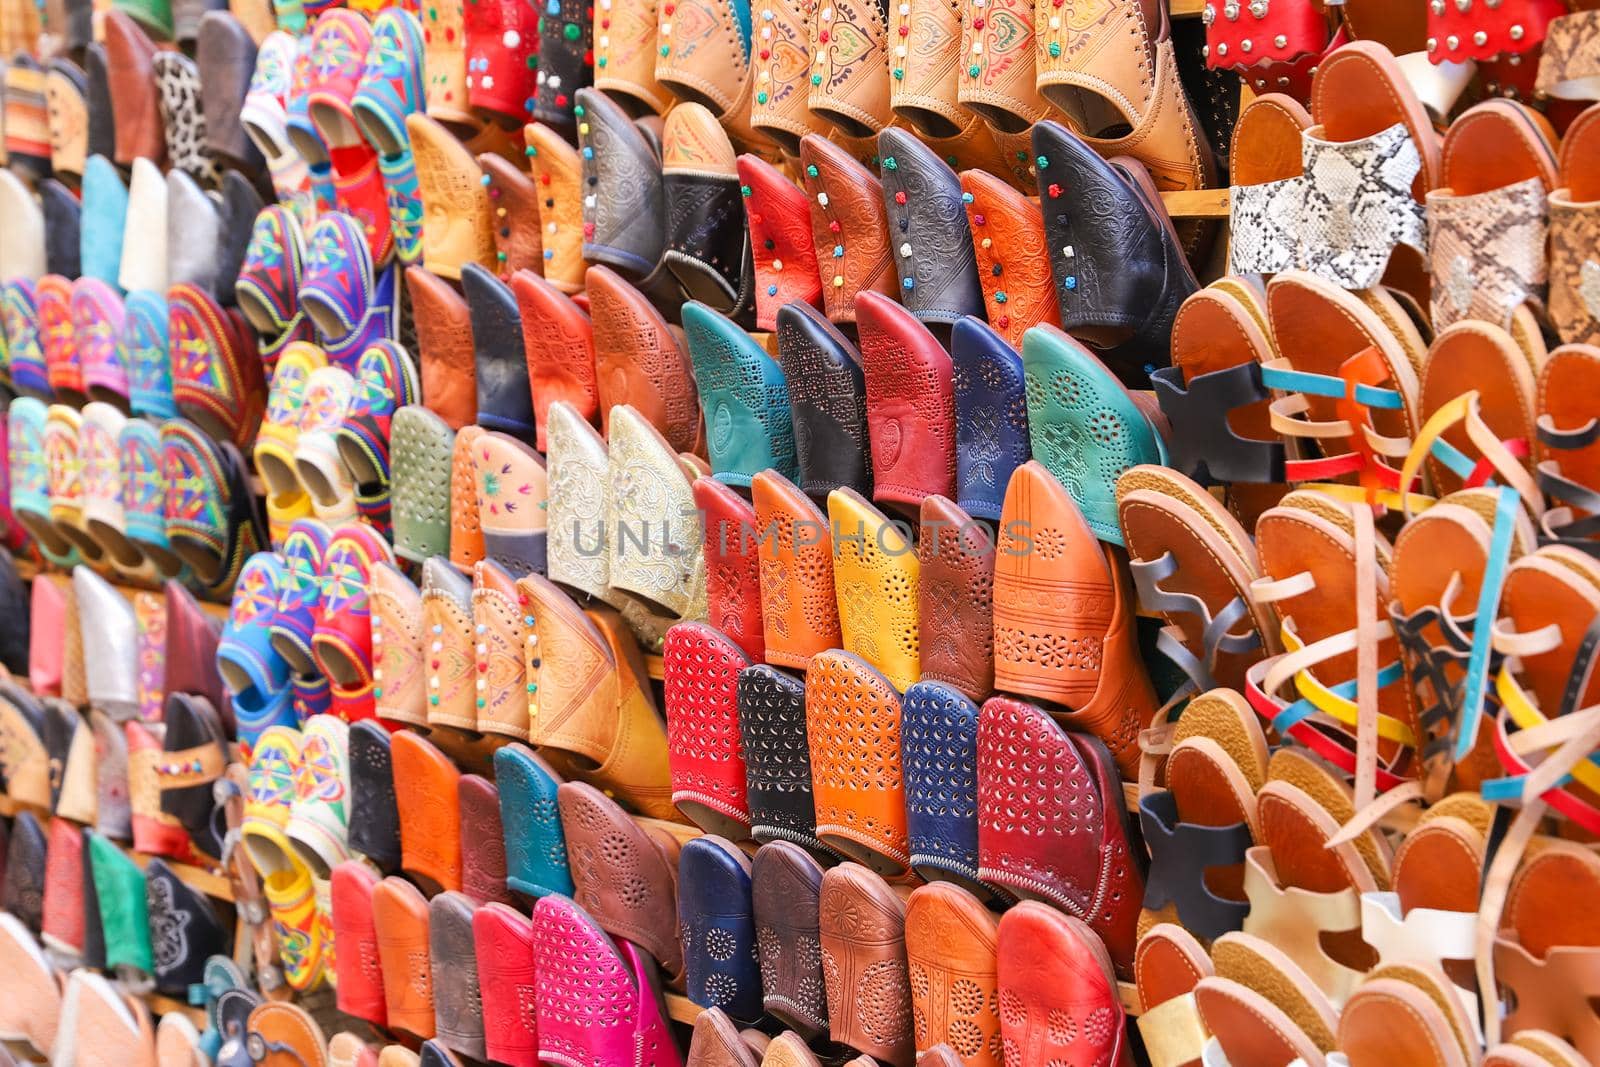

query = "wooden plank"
[[124, 850, 236, 902], [145, 992, 208, 1026], [666, 993, 699, 1026], [1170, 0, 1206, 15], [1162, 188, 1230, 218]]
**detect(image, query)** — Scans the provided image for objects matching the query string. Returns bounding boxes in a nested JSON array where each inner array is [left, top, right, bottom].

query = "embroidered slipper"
[[267, 518, 332, 677], [293, 365, 360, 525], [162, 419, 267, 599], [170, 282, 269, 449], [41, 404, 102, 566], [38, 275, 84, 404], [256, 342, 327, 500], [219, 553, 296, 744], [241, 32, 314, 204], [1134, 924, 1213, 1067], [312, 523, 394, 720], [77, 403, 147, 581], [1549, 105, 1600, 347], [301, 212, 399, 371], [959, 168, 1060, 351], [236, 205, 317, 367], [4, 282, 52, 404]]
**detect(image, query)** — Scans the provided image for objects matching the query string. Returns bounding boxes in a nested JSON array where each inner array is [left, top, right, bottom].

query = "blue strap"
[[1271, 660, 1406, 737], [1454, 487, 1520, 761], [1259, 365, 1404, 410]]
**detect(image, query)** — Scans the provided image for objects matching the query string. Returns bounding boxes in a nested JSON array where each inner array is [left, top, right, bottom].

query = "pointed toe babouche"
[[991, 460, 1158, 777], [682, 300, 797, 488]]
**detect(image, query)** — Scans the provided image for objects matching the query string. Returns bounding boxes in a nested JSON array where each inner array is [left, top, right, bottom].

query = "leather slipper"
[[826, 486, 922, 689], [817, 863, 914, 1064], [751, 842, 828, 1037], [512, 269, 598, 451], [693, 477, 764, 661], [740, 661, 829, 853], [451, 426, 488, 570], [663, 621, 752, 835], [739, 155, 824, 332], [958, 168, 1059, 351], [901, 680, 986, 891], [681, 835, 763, 1024], [587, 264, 704, 455], [470, 558, 531, 738], [472, 902, 537, 1066], [996, 901, 1126, 1066], [606, 403, 706, 618], [662, 103, 752, 318], [953, 0, 1044, 134], [403, 266, 476, 431], [523, 122, 588, 294], [576, 87, 667, 280], [684, 300, 797, 487], [855, 291, 956, 509], [407, 113, 495, 281], [799, 133, 896, 324], [492, 742, 574, 898], [388, 406, 456, 563], [592, 0, 671, 114], [750, 468, 841, 667], [916, 495, 996, 702], [773, 301, 872, 499]]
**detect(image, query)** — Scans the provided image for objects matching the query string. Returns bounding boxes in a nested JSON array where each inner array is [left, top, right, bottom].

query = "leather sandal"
[[1549, 105, 1600, 348], [1134, 924, 1213, 1067], [1535, 344, 1600, 555]]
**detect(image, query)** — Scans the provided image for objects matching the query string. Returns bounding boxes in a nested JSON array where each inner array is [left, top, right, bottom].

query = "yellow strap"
[[1497, 666, 1600, 794], [1280, 625, 1419, 747]]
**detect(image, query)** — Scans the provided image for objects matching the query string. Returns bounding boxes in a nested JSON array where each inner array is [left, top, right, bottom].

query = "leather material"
[[84, 45, 117, 163], [1033, 121, 1199, 385], [472, 903, 538, 1067], [42, 696, 80, 814], [199, 12, 265, 173], [976, 696, 1142, 977], [127, 720, 198, 860], [388, 406, 456, 564], [392, 730, 463, 892], [88, 829, 153, 975], [165, 579, 232, 730], [420, 0, 469, 124], [805, 649, 911, 875], [693, 478, 765, 662], [0, 913, 60, 1058], [330, 859, 388, 1026], [80, 157, 128, 290], [995, 902, 1126, 1065], [531, 0, 591, 128], [680, 835, 763, 1023], [991, 460, 1157, 775], [120, 158, 170, 296], [807, 0, 891, 136], [577, 87, 666, 279], [751, 840, 829, 1036], [856, 289, 957, 507], [605, 404, 707, 622], [146, 856, 229, 996], [949, 317, 1030, 522], [311, 524, 394, 719], [747, 0, 830, 151], [588, 264, 704, 456], [737, 154, 824, 333], [270, 518, 332, 677], [75, 564, 140, 721], [106, 11, 167, 167], [157, 692, 228, 858], [664, 621, 753, 835], [750, 469, 841, 667], [89, 711, 132, 841], [904, 882, 1002, 1066], [458, 775, 513, 905], [686, 1008, 760, 1067], [41, 817, 85, 958], [428, 891, 486, 1060], [450, 427, 486, 570], [877, 127, 983, 323], [465, 263, 537, 440], [799, 134, 897, 323], [461, 0, 534, 120], [336, 338, 421, 505], [531, 893, 682, 1067], [245, 1003, 328, 1067], [826, 487, 922, 690], [408, 113, 495, 281], [0, 173, 45, 285], [513, 270, 597, 453], [494, 743, 574, 897], [916, 494, 995, 701], [422, 555, 479, 732], [300, 213, 398, 372], [472, 435, 548, 583], [236, 205, 315, 366], [591, 0, 670, 112], [480, 157, 545, 281], [41, 182, 82, 281], [558, 779, 683, 974], [653, 0, 751, 130], [683, 300, 798, 487], [155, 52, 223, 189], [662, 103, 753, 318], [45, 60, 89, 180], [372, 876, 436, 1039], [3, 810, 46, 933], [819, 862, 915, 1067], [523, 122, 588, 293], [404, 267, 478, 431], [959, 168, 1059, 351], [901, 681, 985, 889], [774, 301, 872, 499], [169, 284, 269, 450], [348, 719, 401, 871], [1023, 324, 1165, 545], [370, 562, 426, 728]]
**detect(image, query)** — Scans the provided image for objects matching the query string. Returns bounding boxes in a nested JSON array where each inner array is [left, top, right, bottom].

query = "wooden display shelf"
[[1170, 0, 1207, 15], [1163, 188, 1231, 219]]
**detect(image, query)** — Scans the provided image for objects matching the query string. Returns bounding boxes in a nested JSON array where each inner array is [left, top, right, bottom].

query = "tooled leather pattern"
[[665, 172, 753, 308], [917, 515, 995, 696], [430, 898, 487, 1055], [966, 178, 1057, 348], [753, 482, 841, 662], [901, 682, 983, 874], [582, 103, 666, 273], [951, 332, 1029, 519], [534, 0, 591, 126], [389, 411, 454, 561], [819, 875, 914, 1061], [905, 899, 1002, 1066], [888, 0, 963, 124], [751, 0, 828, 142], [545, 409, 611, 597], [858, 311, 956, 503], [451, 427, 487, 569], [754, 853, 828, 1031], [809, 0, 891, 132], [805, 652, 910, 863], [881, 146, 982, 321], [590, 292, 702, 455], [737, 665, 824, 847], [560, 786, 683, 973], [1428, 178, 1548, 331], [957, 0, 1046, 123], [664, 624, 750, 821], [776, 317, 873, 497], [802, 144, 895, 322]]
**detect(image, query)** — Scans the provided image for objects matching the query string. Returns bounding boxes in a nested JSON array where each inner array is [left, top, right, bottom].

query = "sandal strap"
[[1131, 550, 1262, 695], [1151, 361, 1286, 487], [1139, 791, 1253, 941]]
